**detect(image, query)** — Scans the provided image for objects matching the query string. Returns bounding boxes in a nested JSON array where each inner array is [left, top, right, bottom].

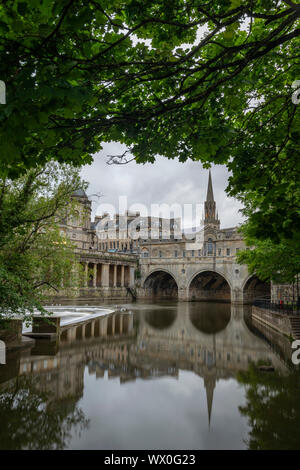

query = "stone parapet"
[[252, 306, 296, 339]]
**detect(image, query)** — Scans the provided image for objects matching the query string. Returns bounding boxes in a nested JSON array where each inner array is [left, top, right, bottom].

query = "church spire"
[[202, 170, 220, 227], [204, 375, 216, 427], [206, 170, 214, 202]]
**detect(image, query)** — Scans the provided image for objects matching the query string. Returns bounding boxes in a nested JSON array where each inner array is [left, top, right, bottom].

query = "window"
[[174, 250, 178, 258], [159, 250, 162, 258], [182, 250, 185, 258], [226, 248, 230, 256], [191, 250, 194, 257], [207, 238, 213, 255], [143, 251, 149, 258], [198, 250, 201, 257], [236, 247, 240, 253], [218, 248, 221, 256]]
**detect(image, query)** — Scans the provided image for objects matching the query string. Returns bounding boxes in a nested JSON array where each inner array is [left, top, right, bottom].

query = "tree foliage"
[[0, 0, 299, 242], [0, 375, 89, 450], [0, 163, 85, 320], [237, 237, 300, 283], [238, 365, 300, 450]]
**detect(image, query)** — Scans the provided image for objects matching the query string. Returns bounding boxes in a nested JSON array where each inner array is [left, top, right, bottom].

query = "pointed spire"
[[206, 170, 214, 202], [204, 374, 216, 427]]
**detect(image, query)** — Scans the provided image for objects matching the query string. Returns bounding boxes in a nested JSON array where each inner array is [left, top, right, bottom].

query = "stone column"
[[100, 317, 108, 336], [102, 264, 109, 287], [66, 328, 76, 343], [84, 262, 88, 287], [93, 263, 97, 288], [113, 264, 117, 287], [128, 314, 134, 332], [129, 266, 135, 287], [121, 265, 125, 287], [91, 322, 95, 337], [111, 315, 115, 335], [119, 314, 123, 335]]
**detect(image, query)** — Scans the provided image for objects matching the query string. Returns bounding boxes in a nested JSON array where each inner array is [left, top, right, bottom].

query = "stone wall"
[[271, 282, 299, 303], [252, 305, 295, 339], [0, 319, 22, 343], [50, 286, 133, 302]]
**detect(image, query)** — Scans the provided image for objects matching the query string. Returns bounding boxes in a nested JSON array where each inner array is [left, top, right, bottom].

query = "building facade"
[[58, 172, 270, 303]]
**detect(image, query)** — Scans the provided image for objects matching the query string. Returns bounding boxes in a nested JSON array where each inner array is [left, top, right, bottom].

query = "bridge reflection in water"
[[0, 302, 296, 450]]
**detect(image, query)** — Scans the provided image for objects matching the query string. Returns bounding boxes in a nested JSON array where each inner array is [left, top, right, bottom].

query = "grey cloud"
[[80, 142, 245, 229]]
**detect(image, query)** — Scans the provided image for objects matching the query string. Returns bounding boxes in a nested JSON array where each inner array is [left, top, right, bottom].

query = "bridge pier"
[[231, 288, 244, 304], [178, 287, 189, 301]]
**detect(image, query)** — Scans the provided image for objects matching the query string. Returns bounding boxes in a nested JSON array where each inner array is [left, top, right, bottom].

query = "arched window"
[[207, 238, 214, 255]]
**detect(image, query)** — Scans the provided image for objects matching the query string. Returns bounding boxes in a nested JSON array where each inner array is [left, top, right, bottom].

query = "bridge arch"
[[189, 302, 231, 334], [188, 269, 232, 302], [143, 269, 178, 299], [242, 274, 270, 304], [144, 308, 177, 329]]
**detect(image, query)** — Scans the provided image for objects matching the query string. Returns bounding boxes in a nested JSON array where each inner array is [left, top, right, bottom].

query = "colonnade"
[[62, 312, 135, 343], [82, 262, 134, 288]]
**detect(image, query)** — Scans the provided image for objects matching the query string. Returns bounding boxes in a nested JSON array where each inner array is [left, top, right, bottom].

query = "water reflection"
[[0, 302, 298, 450], [145, 308, 177, 329], [0, 375, 88, 450], [189, 302, 231, 334]]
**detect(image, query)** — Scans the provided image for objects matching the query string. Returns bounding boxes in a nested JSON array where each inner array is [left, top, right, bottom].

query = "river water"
[[0, 301, 299, 450]]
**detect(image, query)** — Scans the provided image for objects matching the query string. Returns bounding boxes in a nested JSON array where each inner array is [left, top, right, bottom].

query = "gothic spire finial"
[[204, 375, 216, 428], [206, 170, 214, 202]]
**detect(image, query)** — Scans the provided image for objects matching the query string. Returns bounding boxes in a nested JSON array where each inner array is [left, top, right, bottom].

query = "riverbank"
[[252, 305, 300, 340]]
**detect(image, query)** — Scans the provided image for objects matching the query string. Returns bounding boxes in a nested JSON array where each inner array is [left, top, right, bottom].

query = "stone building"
[[57, 172, 270, 303], [140, 171, 246, 260], [95, 211, 181, 253], [57, 189, 136, 300], [138, 171, 270, 303]]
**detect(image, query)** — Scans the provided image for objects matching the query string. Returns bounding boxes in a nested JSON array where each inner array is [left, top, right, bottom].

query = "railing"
[[253, 296, 300, 315]]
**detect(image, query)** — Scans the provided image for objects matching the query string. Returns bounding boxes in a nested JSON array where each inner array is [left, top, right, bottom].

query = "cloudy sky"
[[81, 142, 245, 230]]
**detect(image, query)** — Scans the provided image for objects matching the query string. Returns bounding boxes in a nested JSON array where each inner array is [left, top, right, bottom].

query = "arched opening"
[[145, 308, 177, 329], [189, 271, 231, 302], [189, 302, 231, 334], [144, 270, 178, 299], [243, 275, 271, 304]]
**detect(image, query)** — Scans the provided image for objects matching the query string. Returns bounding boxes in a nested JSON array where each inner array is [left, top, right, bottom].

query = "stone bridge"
[[137, 256, 270, 304]]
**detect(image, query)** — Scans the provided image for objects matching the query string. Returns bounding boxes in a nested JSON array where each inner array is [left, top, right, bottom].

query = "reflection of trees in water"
[[144, 309, 177, 329], [189, 303, 231, 334], [238, 365, 300, 450], [0, 376, 89, 450]]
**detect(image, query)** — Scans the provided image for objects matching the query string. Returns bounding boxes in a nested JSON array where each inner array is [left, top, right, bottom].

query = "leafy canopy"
[[0, 0, 299, 244], [0, 0, 299, 172]]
